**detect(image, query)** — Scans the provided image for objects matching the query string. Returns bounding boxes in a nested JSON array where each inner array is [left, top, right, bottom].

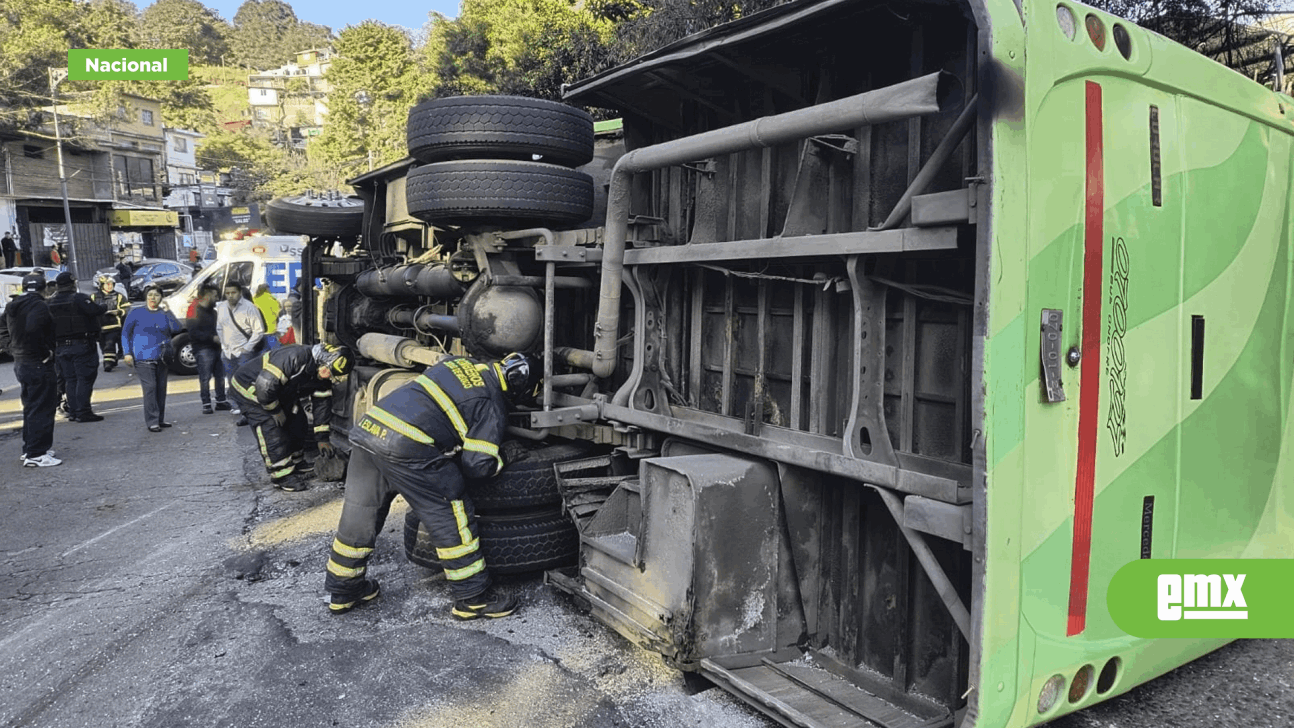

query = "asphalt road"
[[0, 361, 1289, 728]]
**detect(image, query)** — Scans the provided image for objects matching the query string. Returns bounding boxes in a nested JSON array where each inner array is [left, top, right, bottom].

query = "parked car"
[[91, 259, 192, 300], [0, 266, 61, 313]]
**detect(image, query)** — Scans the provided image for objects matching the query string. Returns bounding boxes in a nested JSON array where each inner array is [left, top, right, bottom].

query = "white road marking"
[[61, 501, 175, 558]]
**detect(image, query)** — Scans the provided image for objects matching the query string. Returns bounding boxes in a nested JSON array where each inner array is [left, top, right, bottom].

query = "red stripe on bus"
[[1068, 80, 1104, 637]]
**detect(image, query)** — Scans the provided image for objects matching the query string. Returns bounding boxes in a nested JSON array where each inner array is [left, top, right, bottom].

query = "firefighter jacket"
[[354, 356, 507, 478], [1, 292, 55, 362], [91, 289, 130, 331], [231, 344, 334, 442], [48, 289, 106, 343]]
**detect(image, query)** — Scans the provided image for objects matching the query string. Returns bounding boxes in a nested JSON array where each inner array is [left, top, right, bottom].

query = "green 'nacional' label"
[[1107, 559, 1294, 638], [68, 49, 188, 80]]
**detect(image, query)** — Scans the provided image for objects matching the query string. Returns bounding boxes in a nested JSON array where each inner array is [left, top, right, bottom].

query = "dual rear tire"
[[404, 96, 596, 227], [402, 439, 595, 574]]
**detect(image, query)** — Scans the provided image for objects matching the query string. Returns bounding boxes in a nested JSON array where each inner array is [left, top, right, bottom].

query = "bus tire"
[[406, 160, 594, 226], [266, 195, 364, 237], [406, 95, 594, 167], [403, 508, 578, 575], [470, 439, 597, 511], [168, 332, 197, 376]]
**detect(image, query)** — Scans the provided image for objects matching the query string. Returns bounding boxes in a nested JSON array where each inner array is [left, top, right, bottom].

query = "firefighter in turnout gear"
[[230, 343, 351, 492], [91, 273, 130, 371], [323, 352, 541, 618]]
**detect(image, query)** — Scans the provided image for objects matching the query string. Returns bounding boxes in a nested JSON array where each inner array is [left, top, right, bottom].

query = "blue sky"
[[154, 1, 461, 33]]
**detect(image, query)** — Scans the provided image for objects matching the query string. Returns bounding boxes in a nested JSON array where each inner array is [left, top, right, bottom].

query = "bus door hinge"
[[1041, 309, 1066, 403]]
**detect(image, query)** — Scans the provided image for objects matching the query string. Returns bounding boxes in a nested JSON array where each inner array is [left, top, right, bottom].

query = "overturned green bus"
[[288, 0, 1294, 725]]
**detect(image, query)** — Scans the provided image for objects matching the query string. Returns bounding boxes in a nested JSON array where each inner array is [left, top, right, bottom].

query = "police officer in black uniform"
[[323, 352, 540, 619], [0, 272, 61, 466], [48, 272, 108, 422], [91, 273, 130, 371], [230, 343, 351, 492]]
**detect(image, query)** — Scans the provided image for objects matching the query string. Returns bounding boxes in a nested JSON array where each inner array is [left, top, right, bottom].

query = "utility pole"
[[49, 67, 79, 280]]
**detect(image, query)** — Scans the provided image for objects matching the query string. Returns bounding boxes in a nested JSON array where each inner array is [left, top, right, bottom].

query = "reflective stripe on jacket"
[[352, 356, 506, 478], [231, 344, 334, 439]]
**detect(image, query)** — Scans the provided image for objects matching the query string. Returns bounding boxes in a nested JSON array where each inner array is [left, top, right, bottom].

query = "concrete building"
[[247, 48, 333, 148], [0, 93, 182, 277]]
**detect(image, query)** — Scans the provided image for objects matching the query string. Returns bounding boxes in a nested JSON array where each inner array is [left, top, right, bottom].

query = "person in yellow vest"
[[252, 283, 282, 350]]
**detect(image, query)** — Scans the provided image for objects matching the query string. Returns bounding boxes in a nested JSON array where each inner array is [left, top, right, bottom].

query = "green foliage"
[[420, 0, 617, 100], [229, 0, 332, 70], [311, 21, 426, 177], [132, 78, 217, 131], [1090, 0, 1288, 77], [194, 65, 254, 124], [605, 0, 783, 64], [196, 126, 282, 203], [0, 0, 141, 127], [138, 0, 231, 65]]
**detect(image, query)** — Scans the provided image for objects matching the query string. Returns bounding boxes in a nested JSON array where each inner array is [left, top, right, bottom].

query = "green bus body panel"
[[978, 1, 1294, 725]]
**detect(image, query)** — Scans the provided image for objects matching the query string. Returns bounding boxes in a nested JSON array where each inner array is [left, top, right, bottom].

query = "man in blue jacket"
[[121, 285, 182, 431], [323, 352, 541, 619]]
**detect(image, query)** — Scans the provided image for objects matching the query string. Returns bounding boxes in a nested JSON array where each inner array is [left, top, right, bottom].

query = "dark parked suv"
[[127, 260, 193, 299]]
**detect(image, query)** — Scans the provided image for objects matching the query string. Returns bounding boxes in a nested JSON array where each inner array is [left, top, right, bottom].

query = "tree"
[[0, 0, 142, 130], [420, 0, 617, 100], [138, 0, 230, 65], [229, 0, 332, 71], [311, 22, 426, 178], [1091, 0, 1290, 81], [604, 0, 783, 64], [196, 126, 285, 203]]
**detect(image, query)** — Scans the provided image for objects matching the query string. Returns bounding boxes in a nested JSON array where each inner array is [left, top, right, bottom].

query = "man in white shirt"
[[216, 281, 265, 425]]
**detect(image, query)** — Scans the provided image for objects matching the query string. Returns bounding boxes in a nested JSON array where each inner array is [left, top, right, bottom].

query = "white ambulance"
[[162, 234, 306, 374]]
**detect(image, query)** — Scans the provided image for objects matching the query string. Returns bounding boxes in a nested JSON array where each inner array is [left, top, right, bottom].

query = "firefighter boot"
[[329, 579, 380, 615], [451, 588, 518, 620], [272, 472, 310, 492]]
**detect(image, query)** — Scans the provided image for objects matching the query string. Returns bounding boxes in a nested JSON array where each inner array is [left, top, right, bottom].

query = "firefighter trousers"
[[324, 447, 397, 600], [100, 326, 122, 367], [326, 444, 490, 602], [232, 390, 308, 482]]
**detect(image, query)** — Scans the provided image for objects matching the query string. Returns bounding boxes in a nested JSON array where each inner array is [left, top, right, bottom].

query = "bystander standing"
[[121, 285, 181, 432], [216, 281, 265, 426], [187, 284, 232, 415], [1, 231, 16, 268]]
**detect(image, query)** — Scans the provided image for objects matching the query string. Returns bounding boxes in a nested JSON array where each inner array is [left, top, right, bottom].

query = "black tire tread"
[[407, 95, 594, 167], [403, 509, 577, 575], [406, 161, 593, 225], [265, 197, 364, 237], [470, 440, 596, 511]]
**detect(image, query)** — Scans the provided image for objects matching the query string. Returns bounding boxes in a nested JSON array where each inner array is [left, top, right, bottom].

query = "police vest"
[[48, 291, 97, 340]]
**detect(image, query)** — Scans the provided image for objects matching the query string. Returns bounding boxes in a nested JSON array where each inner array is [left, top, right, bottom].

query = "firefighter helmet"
[[313, 343, 354, 377], [500, 352, 542, 402], [95, 273, 116, 288]]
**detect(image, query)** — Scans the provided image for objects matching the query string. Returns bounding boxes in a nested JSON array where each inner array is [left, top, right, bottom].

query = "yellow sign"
[[109, 209, 179, 227]]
